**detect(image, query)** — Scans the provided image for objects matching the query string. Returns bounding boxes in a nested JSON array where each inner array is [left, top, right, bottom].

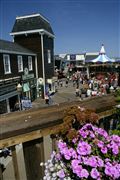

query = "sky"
[[0, 0, 120, 57]]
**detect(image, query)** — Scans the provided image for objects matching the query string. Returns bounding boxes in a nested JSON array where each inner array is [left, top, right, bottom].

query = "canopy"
[[86, 45, 115, 63]]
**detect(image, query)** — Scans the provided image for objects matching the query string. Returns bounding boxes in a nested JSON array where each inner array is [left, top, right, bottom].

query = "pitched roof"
[[86, 45, 115, 63], [11, 13, 54, 36], [0, 39, 36, 55]]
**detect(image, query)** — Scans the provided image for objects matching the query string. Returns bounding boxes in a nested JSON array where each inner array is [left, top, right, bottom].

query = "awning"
[[23, 83, 30, 92]]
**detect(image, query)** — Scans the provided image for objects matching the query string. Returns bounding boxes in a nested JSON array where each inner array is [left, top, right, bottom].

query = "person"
[[65, 80, 68, 88], [14, 101, 20, 111], [75, 87, 79, 97], [45, 94, 49, 105], [87, 88, 92, 97], [59, 80, 63, 87]]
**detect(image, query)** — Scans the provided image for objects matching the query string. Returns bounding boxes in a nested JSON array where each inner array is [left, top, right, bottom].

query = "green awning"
[[23, 83, 30, 92]]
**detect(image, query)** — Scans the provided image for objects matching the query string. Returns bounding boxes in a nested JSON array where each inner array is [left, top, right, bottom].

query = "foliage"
[[112, 129, 120, 136], [111, 107, 120, 136], [115, 88, 120, 102], [115, 89, 120, 97], [42, 124, 120, 180], [53, 106, 99, 141], [115, 97, 120, 102]]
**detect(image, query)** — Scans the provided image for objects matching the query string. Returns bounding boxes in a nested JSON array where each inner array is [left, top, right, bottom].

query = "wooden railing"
[[0, 94, 118, 180]]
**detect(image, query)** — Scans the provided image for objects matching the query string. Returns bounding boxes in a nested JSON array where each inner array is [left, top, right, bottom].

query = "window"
[[47, 50, 51, 64], [18, 56, 23, 72], [3, 54, 11, 74], [28, 56, 33, 71]]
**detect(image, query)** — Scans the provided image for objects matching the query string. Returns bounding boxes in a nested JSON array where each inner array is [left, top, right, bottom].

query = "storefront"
[[22, 69, 37, 101]]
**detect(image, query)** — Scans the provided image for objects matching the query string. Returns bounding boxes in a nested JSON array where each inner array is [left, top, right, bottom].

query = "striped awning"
[[86, 45, 115, 63]]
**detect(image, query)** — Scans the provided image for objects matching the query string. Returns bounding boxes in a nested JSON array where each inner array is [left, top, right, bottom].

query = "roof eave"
[[0, 49, 36, 56], [10, 29, 55, 38]]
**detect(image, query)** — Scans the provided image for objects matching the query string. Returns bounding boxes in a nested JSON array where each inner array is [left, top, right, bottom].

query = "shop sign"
[[22, 74, 34, 80]]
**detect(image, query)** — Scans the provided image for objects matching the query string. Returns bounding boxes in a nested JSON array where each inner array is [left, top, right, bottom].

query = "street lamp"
[[17, 83, 22, 92], [40, 32, 46, 99], [16, 83, 22, 110]]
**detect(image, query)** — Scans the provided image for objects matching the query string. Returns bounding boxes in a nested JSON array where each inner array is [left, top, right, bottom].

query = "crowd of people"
[[55, 70, 119, 100]]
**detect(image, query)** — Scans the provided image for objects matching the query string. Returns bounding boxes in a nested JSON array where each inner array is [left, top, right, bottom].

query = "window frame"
[[3, 54, 11, 74], [28, 56, 33, 71], [47, 50, 51, 64], [17, 55, 23, 72]]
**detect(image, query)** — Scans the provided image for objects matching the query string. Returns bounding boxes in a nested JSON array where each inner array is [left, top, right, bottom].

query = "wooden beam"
[[11, 146, 20, 180], [0, 94, 117, 141], [0, 108, 115, 149], [0, 124, 61, 149]]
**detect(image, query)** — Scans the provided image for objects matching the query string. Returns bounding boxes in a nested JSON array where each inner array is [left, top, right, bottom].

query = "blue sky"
[[0, 0, 120, 57]]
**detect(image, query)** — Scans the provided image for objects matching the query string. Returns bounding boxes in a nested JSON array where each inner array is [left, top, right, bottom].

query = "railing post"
[[23, 138, 45, 180], [50, 134, 57, 152], [0, 164, 3, 180], [11, 145, 20, 180], [43, 135, 52, 161]]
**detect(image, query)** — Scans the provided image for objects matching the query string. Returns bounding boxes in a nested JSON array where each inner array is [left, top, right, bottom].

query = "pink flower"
[[97, 140, 104, 148], [58, 141, 67, 150], [80, 169, 89, 178], [112, 145, 119, 155], [101, 147, 107, 154], [91, 168, 100, 179], [87, 156, 97, 168], [96, 157, 104, 167], [77, 141, 91, 155], [57, 169, 65, 178]]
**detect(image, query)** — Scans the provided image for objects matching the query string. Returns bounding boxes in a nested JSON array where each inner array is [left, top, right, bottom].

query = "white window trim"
[[3, 54, 11, 74], [18, 55, 23, 72], [47, 50, 51, 64], [28, 56, 33, 71]]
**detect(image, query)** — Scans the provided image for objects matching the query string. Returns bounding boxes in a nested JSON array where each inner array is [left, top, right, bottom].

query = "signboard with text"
[[22, 74, 34, 80]]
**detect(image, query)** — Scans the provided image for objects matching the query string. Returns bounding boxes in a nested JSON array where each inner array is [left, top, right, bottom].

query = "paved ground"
[[32, 79, 80, 108]]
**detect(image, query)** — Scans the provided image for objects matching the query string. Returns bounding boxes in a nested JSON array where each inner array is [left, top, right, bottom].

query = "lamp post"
[[16, 83, 22, 111]]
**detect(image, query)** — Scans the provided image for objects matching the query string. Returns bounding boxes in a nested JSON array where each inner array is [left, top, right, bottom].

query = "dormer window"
[[18, 55, 23, 72], [28, 56, 33, 71], [47, 50, 51, 64], [3, 54, 11, 74]]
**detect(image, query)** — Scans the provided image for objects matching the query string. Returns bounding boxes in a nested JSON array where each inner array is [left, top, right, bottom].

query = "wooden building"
[[0, 39, 37, 114], [10, 13, 55, 98]]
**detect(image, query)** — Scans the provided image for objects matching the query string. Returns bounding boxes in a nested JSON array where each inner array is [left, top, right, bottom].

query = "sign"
[[38, 78, 43, 85], [24, 68, 29, 75], [70, 54, 76, 60], [76, 55, 85, 61], [22, 74, 34, 80], [21, 99, 32, 109]]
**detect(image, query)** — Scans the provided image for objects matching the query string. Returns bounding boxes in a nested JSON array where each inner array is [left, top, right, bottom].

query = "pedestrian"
[[57, 79, 59, 86], [14, 101, 20, 111], [65, 80, 68, 88], [73, 80, 76, 87], [45, 94, 49, 105], [75, 87, 79, 97], [59, 80, 63, 87]]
